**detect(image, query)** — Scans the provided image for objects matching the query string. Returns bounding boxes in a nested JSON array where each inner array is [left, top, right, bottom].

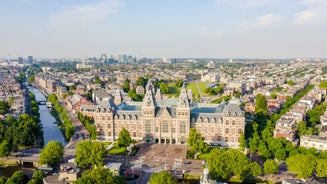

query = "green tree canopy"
[[118, 128, 132, 148], [75, 168, 126, 184], [187, 128, 208, 155], [122, 79, 131, 93], [39, 141, 64, 167], [286, 154, 316, 178], [255, 94, 267, 113], [0, 101, 9, 115], [207, 148, 259, 181], [135, 77, 147, 87], [149, 171, 177, 184], [159, 82, 169, 94], [0, 140, 10, 157], [175, 79, 184, 87], [316, 159, 327, 178], [319, 80, 327, 89], [75, 140, 106, 169], [6, 171, 29, 184], [286, 80, 295, 86], [264, 159, 278, 175], [93, 76, 103, 84], [27, 170, 46, 184]]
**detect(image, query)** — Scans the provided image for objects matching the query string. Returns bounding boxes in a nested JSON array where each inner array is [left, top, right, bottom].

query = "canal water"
[[28, 86, 66, 146], [0, 86, 67, 178]]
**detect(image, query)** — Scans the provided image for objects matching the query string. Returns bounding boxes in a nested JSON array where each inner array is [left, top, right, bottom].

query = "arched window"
[[145, 120, 151, 133], [180, 121, 186, 133], [162, 121, 168, 133]]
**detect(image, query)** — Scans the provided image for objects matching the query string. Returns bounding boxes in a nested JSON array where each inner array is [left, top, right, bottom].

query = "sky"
[[1, 0, 327, 59]]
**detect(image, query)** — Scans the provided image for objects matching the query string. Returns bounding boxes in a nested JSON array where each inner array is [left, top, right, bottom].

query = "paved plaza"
[[133, 143, 202, 175]]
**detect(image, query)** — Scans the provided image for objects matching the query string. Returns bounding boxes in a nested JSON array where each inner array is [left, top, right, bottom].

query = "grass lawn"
[[108, 146, 127, 155], [186, 82, 209, 97], [107, 142, 129, 155]]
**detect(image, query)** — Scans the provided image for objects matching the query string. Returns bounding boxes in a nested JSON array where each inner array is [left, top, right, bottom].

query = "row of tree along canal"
[[27, 86, 66, 146]]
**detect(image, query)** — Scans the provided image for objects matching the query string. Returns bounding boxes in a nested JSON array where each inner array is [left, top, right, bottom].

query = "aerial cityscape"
[[1, 0, 327, 184]]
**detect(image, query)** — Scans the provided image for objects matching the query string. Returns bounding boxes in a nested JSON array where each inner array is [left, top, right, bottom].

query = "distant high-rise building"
[[28, 56, 33, 64], [100, 54, 107, 63], [18, 57, 24, 64]]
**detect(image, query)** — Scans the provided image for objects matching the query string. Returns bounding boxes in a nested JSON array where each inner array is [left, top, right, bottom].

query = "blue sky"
[[1, 0, 327, 58]]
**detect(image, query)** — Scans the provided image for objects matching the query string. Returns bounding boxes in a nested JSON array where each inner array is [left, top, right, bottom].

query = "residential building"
[[300, 135, 327, 151]]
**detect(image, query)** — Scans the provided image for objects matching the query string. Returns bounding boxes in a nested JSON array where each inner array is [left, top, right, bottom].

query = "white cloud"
[[294, 10, 315, 25], [50, 0, 125, 27], [214, 0, 279, 9], [255, 13, 283, 27], [293, 0, 327, 26], [238, 13, 283, 32]]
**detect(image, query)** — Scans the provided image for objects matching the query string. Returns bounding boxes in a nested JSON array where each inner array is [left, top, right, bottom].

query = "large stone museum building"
[[80, 82, 245, 147]]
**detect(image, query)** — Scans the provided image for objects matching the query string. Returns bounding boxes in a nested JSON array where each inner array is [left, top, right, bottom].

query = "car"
[[184, 161, 191, 165]]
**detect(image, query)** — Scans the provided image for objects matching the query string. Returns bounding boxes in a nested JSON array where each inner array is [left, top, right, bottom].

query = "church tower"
[[176, 83, 191, 144], [155, 88, 163, 106], [114, 89, 123, 105], [142, 80, 156, 143]]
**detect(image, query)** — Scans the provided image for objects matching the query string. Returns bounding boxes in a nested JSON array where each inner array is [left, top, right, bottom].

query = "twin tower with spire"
[[142, 79, 193, 108]]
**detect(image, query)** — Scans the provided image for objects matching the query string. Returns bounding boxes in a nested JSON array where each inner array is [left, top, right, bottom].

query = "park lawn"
[[186, 82, 209, 97], [108, 146, 127, 155]]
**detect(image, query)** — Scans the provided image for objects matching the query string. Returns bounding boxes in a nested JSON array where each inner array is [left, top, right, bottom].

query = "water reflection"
[[28, 86, 66, 146]]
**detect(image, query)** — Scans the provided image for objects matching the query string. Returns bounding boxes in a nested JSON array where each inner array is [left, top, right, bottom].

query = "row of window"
[[145, 121, 187, 133], [177, 112, 188, 116], [197, 126, 242, 134], [192, 117, 244, 125], [98, 131, 241, 143]]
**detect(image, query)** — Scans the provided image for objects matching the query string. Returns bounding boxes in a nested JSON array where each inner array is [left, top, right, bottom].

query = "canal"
[[28, 86, 66, 146]]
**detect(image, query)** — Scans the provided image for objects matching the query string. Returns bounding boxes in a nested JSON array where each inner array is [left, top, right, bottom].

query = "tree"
[[286, 154, 316, 178], [270, 93, 277, 99], [6, 171, 29, 184], [175, 79, 183, 87], [27, 170, 45, 184], [159, 82, 169, 94], [207, 148, 255, 181], [118, 128, 132, 148], [75, 140, 106, 169], [319, 80, 327, 89], [122, 79, 131, 93], [286, 80, 295, 86], [0, 176, 6, 184], [250, 162, 262, 177], [39, 141, 64, 167], [93, 76, 103, 85], [316, 159, 327, 177], [297, 121, 307, 137], [0, 101, 9, 115], [264, 159, 278, 175], [135, 77, 147, 87], [149, 171, 177, 184], [187, 128, 208, 155], [75, 168, 126, 184], [258, 141, 271, 160], [255, 94, 267, 113], [239, 131, 246, 149], [249, 123, 260, 153], [0, 140, 10, 157]]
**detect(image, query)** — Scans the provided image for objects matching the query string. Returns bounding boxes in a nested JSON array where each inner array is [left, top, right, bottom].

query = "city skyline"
[[1, 0, 327, 58]]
